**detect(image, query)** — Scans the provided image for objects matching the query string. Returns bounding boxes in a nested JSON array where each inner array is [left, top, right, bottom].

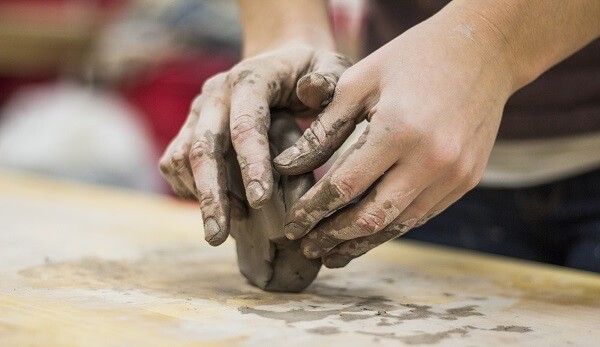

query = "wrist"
[[239, 0, 334, 58], [243, 25, 335, 58], [448, 5, 538, 94], [431, 3, 523, 95]]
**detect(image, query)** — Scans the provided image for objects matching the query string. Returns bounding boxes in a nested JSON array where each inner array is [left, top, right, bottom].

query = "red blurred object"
[[122, 52, 236, 153]]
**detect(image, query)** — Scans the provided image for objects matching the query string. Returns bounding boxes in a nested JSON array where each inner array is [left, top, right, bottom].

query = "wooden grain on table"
[[1, 170, 599, 347]]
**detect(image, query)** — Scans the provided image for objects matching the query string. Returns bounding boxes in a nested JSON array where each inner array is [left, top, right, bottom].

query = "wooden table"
[[1, 170, 599, 346]]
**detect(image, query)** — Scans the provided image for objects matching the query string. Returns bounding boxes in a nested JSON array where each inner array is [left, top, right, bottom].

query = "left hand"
[[273, 13, 516, 268], [157, 45, 350, 246]]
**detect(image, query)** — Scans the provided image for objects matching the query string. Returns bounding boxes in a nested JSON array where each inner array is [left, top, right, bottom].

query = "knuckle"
[[237, 155, 269, 172], [158, 156, 171, 175], [429, 143, 461, 170], [310, 230, 340, 250], [327, 175, 359, 202], [197, 189, 216, 209], [170, 151, 188, 173], [188, 138, 213, 164], [355, 209, 388, 235], [202, 73, 226, 93], [230, 114, 258, 142], [303, 119, 328, 148], [339, 239, 372, 257], [227, 65, 257, 87], [299, 209, 318, 226]]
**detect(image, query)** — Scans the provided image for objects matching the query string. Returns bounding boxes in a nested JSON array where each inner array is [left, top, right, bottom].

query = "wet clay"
[[226, 110, 321, 292]]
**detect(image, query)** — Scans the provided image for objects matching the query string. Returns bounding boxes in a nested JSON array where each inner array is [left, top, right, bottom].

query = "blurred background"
[[0, 0, 365, 193]]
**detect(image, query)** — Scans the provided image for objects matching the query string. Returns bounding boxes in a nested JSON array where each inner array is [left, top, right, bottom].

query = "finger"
[[229, 70, 274, 209], [169, 149, 196, 194], [299, 165, 425, 258], [321, 218, 412, 268], [159, 161, 195, 199], [189, 77, 232, 246], [393, 173, 465, 230], [321, 177, 465, 268], [296, 52, 352, 109], [273, 82, 367, 176], [158, 106, 199, 199], [283, 124, 400, 240], [411, 177, 479, 229]]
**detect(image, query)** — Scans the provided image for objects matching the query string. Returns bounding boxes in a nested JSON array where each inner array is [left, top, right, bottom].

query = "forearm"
[[438, 0, 600, 92], [239, 0, 334, 57]]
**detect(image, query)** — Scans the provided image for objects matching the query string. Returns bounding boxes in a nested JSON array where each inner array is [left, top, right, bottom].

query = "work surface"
[[1, 171, 599, 347]]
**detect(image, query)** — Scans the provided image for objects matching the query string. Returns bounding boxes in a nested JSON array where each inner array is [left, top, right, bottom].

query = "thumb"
[[273, 89, 361, 175], [296, 51, 352, 110]]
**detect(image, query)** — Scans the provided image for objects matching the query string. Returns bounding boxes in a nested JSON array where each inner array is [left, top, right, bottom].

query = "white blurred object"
[[93, 0, 241, 82], [0, 82, 161, 192]]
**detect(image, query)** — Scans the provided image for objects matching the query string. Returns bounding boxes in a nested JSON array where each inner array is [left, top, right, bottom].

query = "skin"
[[161, 0, 600, 268], [274, 0, 600, 267], [159, 0, 351, 246]]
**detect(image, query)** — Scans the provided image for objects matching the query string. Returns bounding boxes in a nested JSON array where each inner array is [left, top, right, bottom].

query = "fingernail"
[[284, 222, 304, 240], [309, 73, 325, 86], [324, 253, 352, 268], [274, 146, 301, 167], [302, 241, 323, 259], [312, 74, 334, 90], [204, 218, 221, 245], [246, 181, 265, 204]]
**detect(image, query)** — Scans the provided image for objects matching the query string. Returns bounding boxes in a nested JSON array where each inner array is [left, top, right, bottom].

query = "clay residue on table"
[[305, 326, 340, 335], [18, 246, 534, 345], [490, 325, 533, 333], [19, 247, 252, 302], [239, 298, 484, 325]]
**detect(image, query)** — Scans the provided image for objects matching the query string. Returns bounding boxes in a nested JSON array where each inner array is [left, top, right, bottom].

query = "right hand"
[[159, 46, 352, 246]]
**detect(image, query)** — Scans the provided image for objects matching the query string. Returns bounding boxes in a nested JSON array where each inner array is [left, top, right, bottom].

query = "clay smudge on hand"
[[190, 130, 231, 246], [274, 115, 356, 175], [322, 221, 412, 268], [297, 72, 337, 109], [282, 126, 373, 241]]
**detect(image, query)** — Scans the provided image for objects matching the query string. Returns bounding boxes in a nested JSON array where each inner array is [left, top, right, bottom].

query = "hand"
[[159, 45, 351, 246], [274, 15, 515, 267]]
